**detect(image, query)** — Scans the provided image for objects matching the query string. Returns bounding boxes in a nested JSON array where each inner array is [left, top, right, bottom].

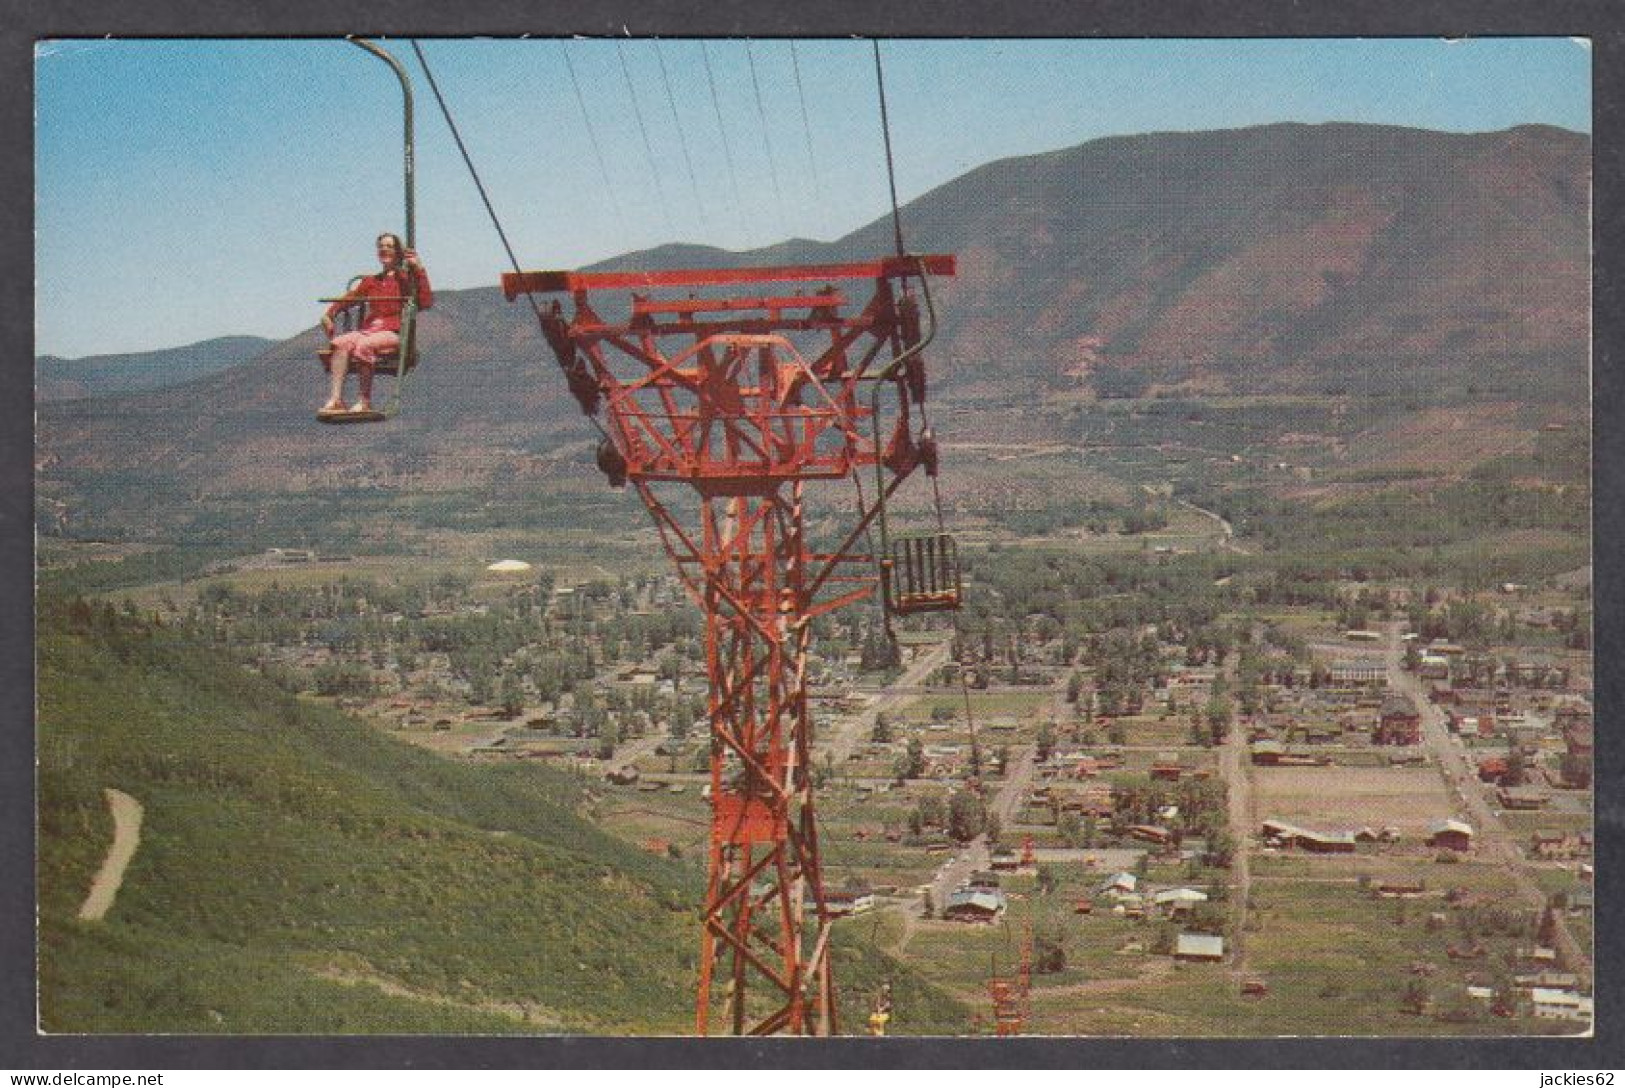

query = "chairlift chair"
[[315, 276, 420, 424]]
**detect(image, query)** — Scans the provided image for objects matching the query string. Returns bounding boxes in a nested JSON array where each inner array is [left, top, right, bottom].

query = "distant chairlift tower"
[[504, 255, 958, 1035]]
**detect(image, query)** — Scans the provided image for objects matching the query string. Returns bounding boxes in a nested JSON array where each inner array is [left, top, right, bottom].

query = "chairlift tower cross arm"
[[503, 256, 955, 1035]]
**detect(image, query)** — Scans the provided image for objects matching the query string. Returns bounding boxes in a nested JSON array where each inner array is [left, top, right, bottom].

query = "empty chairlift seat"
[[882, 534, 962, 615]]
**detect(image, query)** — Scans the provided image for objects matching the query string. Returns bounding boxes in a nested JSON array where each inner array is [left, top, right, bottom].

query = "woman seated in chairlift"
[[319, 233, 433, 416]]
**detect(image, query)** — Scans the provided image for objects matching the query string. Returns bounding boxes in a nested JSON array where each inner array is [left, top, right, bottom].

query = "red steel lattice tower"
[[504, 256, 956, 1035]]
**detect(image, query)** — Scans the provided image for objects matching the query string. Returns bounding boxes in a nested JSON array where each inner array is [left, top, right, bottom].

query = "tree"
[[1401, 978, 1430, 1015], [1057, 811, 1083, 847], [499, 671, 525, 718], [1537, 904, 1560, 948], [1033, 926, 1067, 974], [1036, 721, 1056, 762], [947, 790, 987, 842], [894, 739, 926, 780], [1560, 751, 1592, 788], [1036, 864, 1059, 895], [871, 712, 893, 745], [1150, 923, 1177, 956], [595, 717, 621, 760], [1205, 827, 1236, 869], [1504, 747, 1529, 788]]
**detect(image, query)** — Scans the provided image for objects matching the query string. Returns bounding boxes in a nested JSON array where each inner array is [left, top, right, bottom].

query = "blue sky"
[[35, 37, 1590, 359]]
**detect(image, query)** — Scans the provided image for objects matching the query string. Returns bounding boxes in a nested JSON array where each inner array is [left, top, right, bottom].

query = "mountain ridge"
[[36, 121, 1589, 542]]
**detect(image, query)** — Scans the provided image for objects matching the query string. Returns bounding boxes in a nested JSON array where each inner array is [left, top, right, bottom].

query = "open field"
[[1251, 765, 1457, 835]]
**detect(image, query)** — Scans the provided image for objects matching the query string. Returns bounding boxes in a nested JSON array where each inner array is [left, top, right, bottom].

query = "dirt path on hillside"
[[77, 788, 142, 922]]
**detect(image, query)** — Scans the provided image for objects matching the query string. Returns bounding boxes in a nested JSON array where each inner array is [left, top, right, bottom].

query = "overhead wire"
[[655, 40, 709, 230], [788, 41, 824, 206], [872, 40, 907, 258], [615, 40, 678, 238], [744, 40, 790, 237], [410, 39, 620, 453], [700, 40, 747, 217], [868, 37, 980, 762], [558, 40, 633, 251]]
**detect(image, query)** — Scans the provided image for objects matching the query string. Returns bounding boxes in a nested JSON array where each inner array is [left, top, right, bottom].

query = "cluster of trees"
[[180, 572, 722, 737], [904, 788, 996, 843]]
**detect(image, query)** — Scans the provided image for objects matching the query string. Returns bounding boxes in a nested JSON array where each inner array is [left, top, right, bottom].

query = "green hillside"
[[38, 596, 970, 1035]]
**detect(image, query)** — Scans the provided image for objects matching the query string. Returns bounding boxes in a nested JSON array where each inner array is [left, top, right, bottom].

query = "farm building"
[[1174, 933, 1225, 961], [1427, 819, 1475, 852], [1261, 819, 1357, 854]]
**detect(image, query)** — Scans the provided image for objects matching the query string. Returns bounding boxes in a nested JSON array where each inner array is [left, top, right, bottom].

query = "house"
[[1562, 716, 1594, 762], [1417, 654, 1451, 680], [1330, 661, 1386, 687], [1529, 831, 1580, 860], [942, 888, 1007, 923], [1153, 887, 1209, 916], [1477, 756, 1509, 783], [1150, 754, 1183, 781], [1497, 786, 1549, 811], [820, 885, 875, 917], [1174, 933, 1225, 961], [1375, 693, 1422, 745], [1127, 824, 1175, 846], [1428, 819, 1475, 852], [990, 849, 1021, 871], [1098, 872, 1138, 897], [1529, 988, 1593, 1023], [1249, 739, 1286, 767]]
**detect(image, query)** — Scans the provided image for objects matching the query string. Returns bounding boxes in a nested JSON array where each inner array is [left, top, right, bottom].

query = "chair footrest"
[[316, 408, 388, 425]]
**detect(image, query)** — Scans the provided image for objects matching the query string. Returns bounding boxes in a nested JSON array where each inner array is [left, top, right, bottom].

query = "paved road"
[[825, 639, 954, 765], [1221, 713, 1253, 976], [1382, 623, 1589, 972], [926, 738, 1040, 914]]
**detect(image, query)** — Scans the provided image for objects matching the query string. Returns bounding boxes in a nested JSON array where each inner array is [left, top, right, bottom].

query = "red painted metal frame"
[[511, 258, 953, 1035]]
